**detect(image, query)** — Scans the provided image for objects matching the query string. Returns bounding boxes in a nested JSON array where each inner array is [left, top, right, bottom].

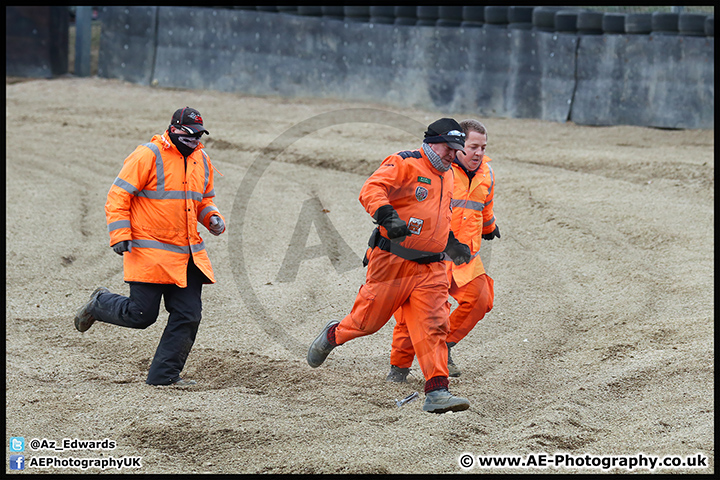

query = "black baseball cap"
[[424, 118, 465, 153], [170, 107, 209, 135]]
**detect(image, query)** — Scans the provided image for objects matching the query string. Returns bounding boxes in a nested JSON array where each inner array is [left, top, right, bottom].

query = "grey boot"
[[386, 365, 410, 383], [172, 378, 197, 386], [447, 342, 461, 377], [423, 388, 470, 414], [74, 287, 111, 332], [307, 321, 339, 368]]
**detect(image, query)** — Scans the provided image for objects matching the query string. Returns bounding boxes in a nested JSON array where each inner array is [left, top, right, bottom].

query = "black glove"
[[374, 205, 411, 244], [112, 240, 131, 256], [482, 225, 501, 241], [444, 231, 471, 265]]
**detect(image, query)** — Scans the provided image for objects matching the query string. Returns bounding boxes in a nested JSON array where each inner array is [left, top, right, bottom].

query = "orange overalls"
[[333, 148, 454, 388], [390, 157, 496, 368]]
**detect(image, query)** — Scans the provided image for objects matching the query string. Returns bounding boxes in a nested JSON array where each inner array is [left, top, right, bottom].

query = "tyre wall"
[[93, 7, 714, 129]]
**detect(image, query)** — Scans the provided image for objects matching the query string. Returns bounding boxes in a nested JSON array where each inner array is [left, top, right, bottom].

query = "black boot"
[[447, 342, 461, 377]]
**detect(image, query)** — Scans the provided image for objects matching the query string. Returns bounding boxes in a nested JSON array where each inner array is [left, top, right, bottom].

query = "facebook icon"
[[10, 455, 25, 470]]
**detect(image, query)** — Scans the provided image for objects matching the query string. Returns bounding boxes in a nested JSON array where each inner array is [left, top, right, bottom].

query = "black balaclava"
[[169, 129, 202, 157]]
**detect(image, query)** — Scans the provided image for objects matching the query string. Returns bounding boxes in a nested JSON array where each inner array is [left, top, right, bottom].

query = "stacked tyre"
[[394, 6, 416, 26], [296, 6, 322, 17], [461, 6, 484, 28], [651, 12, 679, 35], [602, 13, 626, 34], [484, 6, 509, 30], [576, 11, 604, 35], [532, 6, 562, 32], [625, 13, 652, 34], [508, 6, 534, 30], [276, 6, 298, 15], [416, 6, 439, 27], [678, 13, 708, 36], [344, 6, 369, 23], [369, 6, 394, 24], [321, 6, 344, 21], [554, 9, 582, 34], [437, 6, 463, 27]]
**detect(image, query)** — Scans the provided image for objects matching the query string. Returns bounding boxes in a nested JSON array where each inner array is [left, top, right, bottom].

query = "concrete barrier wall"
[[6, 6, 69, 78], [573, 34, 714, 129], [96, 7, 713, 129], [96, 7, 157, 85]]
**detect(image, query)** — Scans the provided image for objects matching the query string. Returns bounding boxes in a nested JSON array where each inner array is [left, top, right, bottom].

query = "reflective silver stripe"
[[190, 242, 205, 253], [203, 188, 215, 198], [487, 164, 494, 197], [483, 215, 496, 227], [186, 191, 203, 202], [113, 176, 139, 195], [131, 239, 206, 254], [142, 143, 164, 192], [201, 150, 210, 194], [452, 165, 495, 212], [200, 205, 219, 220], [137, 190, 203, 201], [465, 200, 486, 211], [450, 198, 485, 212], [190, 242, 206, 253], [136, 142, 204, 201], [108, 220, 131, 232]]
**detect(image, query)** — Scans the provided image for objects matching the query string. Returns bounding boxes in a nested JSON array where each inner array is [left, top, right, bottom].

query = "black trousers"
[[92, 257, 206, 385]]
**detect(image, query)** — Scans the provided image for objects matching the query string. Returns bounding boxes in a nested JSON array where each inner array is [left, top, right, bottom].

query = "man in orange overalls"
[[73, 107, 225, 386], [387, 119, 499, 382], [307, 118, 473, 414]]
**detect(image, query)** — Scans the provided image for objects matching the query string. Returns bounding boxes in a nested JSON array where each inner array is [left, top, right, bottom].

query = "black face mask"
[[169, 129, 202, 157]]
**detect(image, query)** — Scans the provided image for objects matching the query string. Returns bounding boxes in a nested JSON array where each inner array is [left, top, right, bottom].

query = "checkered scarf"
[[422, 142, 451, 172]]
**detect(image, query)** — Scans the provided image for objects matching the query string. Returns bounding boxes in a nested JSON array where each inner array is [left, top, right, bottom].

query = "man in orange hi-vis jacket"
[[307, 118, 473, 414], [73, 107, 225, 387], [388, 119, 499, 382]]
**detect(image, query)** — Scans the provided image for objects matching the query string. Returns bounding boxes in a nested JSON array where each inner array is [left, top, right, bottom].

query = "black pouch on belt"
[[363, 227, 445, 266], [362, 228, 381, 267]]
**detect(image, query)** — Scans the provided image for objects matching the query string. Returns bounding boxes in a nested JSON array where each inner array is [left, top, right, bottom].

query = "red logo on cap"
[[187, 111, 202, 124]]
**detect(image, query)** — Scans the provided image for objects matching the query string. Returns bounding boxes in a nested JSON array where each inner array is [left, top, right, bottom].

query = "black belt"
[[362, 228, 447, 266]]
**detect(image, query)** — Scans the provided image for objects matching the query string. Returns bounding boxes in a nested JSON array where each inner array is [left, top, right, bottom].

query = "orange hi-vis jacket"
[[360, 149, 453, 252], [448, 156, 495, 287], [105, 131, 224, 288]]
